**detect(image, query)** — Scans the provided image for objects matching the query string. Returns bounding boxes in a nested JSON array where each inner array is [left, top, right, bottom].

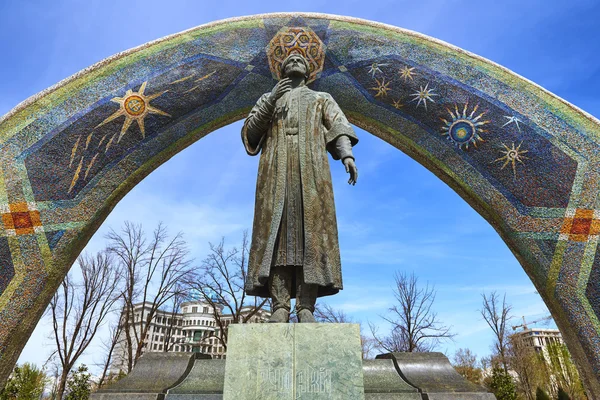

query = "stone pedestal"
[[223, 323, 365, 400]]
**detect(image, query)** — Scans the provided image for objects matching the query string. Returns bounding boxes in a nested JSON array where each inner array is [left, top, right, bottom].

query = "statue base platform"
[[91, 324, 496, 399], [222, 323, 365, 399]]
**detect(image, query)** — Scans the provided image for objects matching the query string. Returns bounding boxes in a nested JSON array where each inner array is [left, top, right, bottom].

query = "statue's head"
[[280, 53, 311, 81]]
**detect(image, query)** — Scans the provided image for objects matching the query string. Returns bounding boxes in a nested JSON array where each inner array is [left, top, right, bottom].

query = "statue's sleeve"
[[242, 93, 275, 156], [322, 94, 358, 161]]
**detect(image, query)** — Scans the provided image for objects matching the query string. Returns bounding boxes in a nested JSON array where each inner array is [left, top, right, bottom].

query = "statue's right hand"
[[268, 78, 292, 104]]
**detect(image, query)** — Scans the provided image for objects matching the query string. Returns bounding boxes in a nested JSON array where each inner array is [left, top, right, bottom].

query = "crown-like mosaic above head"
[[267, 26, 325, 83]]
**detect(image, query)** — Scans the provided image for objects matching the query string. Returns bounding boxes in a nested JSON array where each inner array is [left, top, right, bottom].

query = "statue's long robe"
[[242, 86, 358, 298]]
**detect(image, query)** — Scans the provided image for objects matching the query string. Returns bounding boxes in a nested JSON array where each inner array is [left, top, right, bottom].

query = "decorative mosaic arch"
[[1, 12, 600, 395]]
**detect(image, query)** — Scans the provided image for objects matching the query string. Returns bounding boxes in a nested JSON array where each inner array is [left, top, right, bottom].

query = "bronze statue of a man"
[[242, 53, 358, 323]]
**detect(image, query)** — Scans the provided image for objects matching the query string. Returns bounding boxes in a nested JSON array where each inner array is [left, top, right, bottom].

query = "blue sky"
[[2, 0, 600, 373]]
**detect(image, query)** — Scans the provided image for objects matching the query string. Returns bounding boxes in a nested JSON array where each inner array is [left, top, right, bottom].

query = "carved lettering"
[[255, 364, 332, 394], [296, 366, 332, 393], [257, 364, 292, 393]]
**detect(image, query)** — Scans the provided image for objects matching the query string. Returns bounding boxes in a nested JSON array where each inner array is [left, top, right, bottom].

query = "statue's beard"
[[285, 66, 307, 79]]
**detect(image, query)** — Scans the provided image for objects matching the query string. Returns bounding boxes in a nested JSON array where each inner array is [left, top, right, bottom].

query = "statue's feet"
[[297, 309, 316, 323], [268, 308, 289, 323]]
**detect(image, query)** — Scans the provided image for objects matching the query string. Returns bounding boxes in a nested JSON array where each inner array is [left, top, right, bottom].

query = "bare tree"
[[371, 271, 454, 353], [480, 291, 512, 372], [184, 231, 269, 352], [49, 251, 122, 399], [106, 222, 195, 372], [314, 303, 351, 323], [96, 318, 124, 389], [162, 291, 184, 352]]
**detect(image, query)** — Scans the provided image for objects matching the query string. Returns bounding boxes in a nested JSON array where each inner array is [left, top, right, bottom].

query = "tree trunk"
[[124, 311, 134, 373], [56, 368, 69, 400]]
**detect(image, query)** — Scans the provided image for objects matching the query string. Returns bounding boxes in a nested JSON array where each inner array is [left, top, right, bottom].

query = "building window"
[[192, 307, 198, 313], [153, 344, 157, 350], [203, 307, 209, 314], [183, 307, 187, 313]]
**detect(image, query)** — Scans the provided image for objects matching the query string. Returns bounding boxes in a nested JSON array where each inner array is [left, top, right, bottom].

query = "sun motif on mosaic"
[[392, 99, 404, 109], [267, 27, 325, 82], [410, 83, 437, 110], [370, 78, 391, 98], [399, 65, 416, 81], [493, 142, 529, 178], [440, 103, 489, 150], [96, 81, 171, 143]]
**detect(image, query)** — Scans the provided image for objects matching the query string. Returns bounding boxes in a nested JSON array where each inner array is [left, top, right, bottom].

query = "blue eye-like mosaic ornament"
[[440, 103, 489, 150]]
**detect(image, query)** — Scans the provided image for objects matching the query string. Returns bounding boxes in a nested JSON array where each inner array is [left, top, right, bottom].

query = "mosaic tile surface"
[[1, 12, 600, 395]]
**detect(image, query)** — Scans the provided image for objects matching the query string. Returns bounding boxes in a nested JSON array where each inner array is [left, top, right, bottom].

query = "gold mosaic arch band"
[[1, 12, 600, 396]]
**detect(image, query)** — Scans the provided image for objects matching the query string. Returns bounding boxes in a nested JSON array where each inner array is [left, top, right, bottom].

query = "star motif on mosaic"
[[392, 99, 404, 109], [493, 142, 529, 178], [410, 82, 438, 110], [368, 62, 388, 77], [560, 209, 600, 242], [370, 78, 391, 98], [267, 26, 325, 83], [399, 65, 416, 81], [440, 103, 489, 150], [502, 115, 522, 132], [96, 82, 171, 143]]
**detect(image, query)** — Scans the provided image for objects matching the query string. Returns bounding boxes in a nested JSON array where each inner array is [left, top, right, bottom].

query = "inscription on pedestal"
[[257, 364, 293, 393], [256, 364, 332, 394], [223, 324, 364, 399], [296, 367, 332, 394]]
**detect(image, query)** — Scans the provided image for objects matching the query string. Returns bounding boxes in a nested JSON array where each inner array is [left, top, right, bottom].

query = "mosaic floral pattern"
[[1, 13, 600, 395]]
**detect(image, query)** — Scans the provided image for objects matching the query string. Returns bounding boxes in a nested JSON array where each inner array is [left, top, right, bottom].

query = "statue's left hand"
[[343, 158, 358, 185]]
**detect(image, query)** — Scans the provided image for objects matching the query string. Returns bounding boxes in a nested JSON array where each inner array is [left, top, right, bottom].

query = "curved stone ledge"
[[166, 359, 225, 399], [377, 352, 495, 399], [91, 352, 209, 400], [363, 358, 420, 399]]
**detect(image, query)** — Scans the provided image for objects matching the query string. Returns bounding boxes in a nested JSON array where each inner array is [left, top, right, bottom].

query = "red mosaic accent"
[[1, 202, 42, 235], [561, 209, 600, 242]]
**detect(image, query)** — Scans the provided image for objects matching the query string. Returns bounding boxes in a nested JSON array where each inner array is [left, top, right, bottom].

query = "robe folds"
[[242, 86, 358, 298]]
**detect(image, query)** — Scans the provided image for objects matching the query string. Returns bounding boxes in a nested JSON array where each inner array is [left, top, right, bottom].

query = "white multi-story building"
[[110, 300, 270, 372], [512, 328, 563, 353]]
